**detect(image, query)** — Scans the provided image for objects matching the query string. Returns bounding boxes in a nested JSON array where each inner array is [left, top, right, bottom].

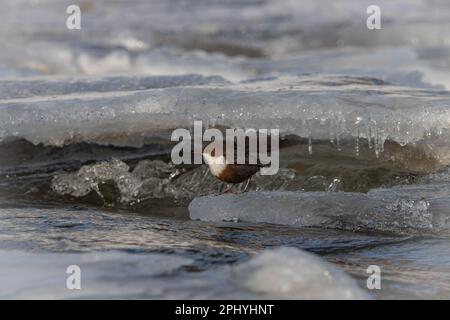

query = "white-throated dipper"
[[202, 145, 263, 193]]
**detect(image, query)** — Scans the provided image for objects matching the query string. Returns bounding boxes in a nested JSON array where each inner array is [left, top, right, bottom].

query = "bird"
[[202, 141, 264, 193]]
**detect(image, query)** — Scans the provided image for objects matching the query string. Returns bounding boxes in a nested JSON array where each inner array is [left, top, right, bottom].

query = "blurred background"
[[1, 0, 450, 87]]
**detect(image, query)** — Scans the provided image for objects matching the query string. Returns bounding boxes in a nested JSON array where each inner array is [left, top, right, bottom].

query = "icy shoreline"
[[1, 74, 449, 167]]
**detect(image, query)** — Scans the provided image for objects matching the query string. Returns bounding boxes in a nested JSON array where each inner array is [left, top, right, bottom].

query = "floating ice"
[[0, 247, 368, 299], [189, 189, 450, 234]]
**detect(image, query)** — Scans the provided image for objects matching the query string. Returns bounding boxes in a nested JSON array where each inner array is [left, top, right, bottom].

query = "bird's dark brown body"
[[216, 163, 261, 183], [202, 142, 263, 191]]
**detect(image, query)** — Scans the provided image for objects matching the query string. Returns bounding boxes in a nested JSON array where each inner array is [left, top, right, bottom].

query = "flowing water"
[[1, 0, 450, 299]]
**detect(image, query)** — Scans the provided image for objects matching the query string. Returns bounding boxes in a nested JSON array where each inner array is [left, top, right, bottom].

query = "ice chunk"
[[231, 247, 368, 300], [51, 159, 175, 205], [189, 190, 450, 234]]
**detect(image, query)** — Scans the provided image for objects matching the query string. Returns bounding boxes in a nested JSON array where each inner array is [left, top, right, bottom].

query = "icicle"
[[308, 136, 313, 155], [374, 129, 380, 158], [336, 132, 341, 152], [354, 117, 362, 157], [355, 128, 360, 157], [334, 120, 343, 152], [329, 131, 334, 144], [328, 119, 335, 144]]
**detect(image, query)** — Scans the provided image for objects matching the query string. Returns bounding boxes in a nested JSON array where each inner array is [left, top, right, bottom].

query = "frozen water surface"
[[1, 75, 450, 164], [0, 247, 367, 299]]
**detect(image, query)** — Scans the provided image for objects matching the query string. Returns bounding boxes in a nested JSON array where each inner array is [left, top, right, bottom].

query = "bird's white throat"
[[202, 153, 227, 177]]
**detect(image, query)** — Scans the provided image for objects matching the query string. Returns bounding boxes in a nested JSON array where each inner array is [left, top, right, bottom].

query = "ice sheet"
[[1, 75, 449, 165], [189, 187, 450, 234]]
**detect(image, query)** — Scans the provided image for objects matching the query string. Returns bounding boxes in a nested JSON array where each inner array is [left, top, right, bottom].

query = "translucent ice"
[[1, 75, 449, 166], [189, 188, 450, 234], [51, 159, 178, 205], [50, 157, 303, 206]]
